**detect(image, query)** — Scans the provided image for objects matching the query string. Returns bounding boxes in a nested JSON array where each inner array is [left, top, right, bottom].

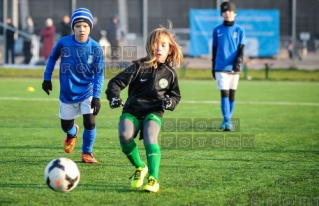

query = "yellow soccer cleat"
[[130, 164, 148, 188], [143, 176, 159, 193]]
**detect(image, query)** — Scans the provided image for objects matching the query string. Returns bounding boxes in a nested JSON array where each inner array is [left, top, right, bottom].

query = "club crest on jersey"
[[233, 32, 238, 39], [159, 78, 168, 89], [87, 55, 94, 64]]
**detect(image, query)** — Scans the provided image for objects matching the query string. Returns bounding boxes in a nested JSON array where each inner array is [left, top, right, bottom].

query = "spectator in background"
[[287, 40, 302, 61], [90, 17, 102, 42], [287, 40, 294, 60], [22, 16, 34, 64], [40, 18, 56, 60], [5, 18, 15, 64], [106, 15, 125, 60], [60, 14, 72, 37]]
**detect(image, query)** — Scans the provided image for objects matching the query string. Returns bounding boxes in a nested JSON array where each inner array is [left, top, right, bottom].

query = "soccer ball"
[[44, 158, 80, 192]]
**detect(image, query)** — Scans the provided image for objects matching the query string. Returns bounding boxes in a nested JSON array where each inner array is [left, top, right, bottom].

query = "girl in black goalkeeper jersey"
[[106, 21, 183, 193]]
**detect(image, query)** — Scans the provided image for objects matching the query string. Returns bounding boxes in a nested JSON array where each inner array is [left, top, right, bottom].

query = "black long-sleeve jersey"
[[106, 62, 181, 118]]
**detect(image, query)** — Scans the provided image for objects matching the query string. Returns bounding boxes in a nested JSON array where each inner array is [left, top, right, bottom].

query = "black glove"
[[42, 80, 52, 95], [110, 97, 124, 109], [162, 95, 172, 110], [91, 98, 101, 115], [233, 64, 240, 72]]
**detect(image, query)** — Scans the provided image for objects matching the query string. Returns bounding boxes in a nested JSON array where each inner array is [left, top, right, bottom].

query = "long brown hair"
[[134, 21, 183, 69]]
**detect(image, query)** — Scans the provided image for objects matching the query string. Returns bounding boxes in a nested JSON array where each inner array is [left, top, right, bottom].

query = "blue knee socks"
[[221, 97, 230, 122], [82, 127, 96, 153], [62, 125, 77, 138]]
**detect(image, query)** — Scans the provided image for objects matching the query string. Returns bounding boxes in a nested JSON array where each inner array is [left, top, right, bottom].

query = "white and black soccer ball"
[[44, 158, 80, 192]]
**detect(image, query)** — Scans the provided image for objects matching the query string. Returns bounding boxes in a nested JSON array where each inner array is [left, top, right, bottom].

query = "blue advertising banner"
[[189, 9, 279, 57]]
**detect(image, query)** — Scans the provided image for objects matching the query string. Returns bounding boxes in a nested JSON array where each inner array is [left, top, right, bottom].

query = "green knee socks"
[[120, 141, 144, 168], [145, 144, 161, 181], [121, 142, 161, 181]]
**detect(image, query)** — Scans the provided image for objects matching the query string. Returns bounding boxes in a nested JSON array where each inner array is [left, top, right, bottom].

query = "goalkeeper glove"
[[110, 97, 124, 109], [162, 95, 172, 110]]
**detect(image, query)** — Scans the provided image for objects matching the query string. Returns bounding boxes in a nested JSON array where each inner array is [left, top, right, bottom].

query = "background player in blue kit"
[[42, 8, 105, 163], [212, 1, 245, 131]]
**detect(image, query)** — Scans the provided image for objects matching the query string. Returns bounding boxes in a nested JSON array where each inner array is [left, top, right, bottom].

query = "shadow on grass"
[[0, 183, 45, 189], [0, 145, 119, 150], [0, 182, 140, 194], [76, 183, 143, 193]]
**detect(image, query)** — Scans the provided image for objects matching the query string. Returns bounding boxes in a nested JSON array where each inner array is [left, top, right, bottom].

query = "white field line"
[[0, 97, 318, 106], [182, 100, 319, 106]]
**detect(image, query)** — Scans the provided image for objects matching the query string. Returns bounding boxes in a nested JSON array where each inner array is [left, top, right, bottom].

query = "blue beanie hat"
[[71, 8, 93, 30]]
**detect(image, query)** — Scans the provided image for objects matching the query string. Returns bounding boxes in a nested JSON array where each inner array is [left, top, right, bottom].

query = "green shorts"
[[119, 113, 162, 139], [119, 113, 162, 130]]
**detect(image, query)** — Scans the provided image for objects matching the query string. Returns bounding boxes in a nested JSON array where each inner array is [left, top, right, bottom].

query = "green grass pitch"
[[0, 78, 318, 205]]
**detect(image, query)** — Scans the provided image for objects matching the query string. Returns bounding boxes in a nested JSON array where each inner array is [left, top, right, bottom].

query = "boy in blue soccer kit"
[[212, 1, 245, 131], [42, 8, 105, 163]]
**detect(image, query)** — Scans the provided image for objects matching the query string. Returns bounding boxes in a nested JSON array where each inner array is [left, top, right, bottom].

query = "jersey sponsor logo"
[[159, 78, 168, 88], [218, 33, 223, 37], [87, 55, 93, 64], [140, 78, 148, 82]]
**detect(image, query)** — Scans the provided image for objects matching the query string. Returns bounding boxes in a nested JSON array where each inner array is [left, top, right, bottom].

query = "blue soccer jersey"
[[212, 23, 245, 72], [44, 35, 105, 103]]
